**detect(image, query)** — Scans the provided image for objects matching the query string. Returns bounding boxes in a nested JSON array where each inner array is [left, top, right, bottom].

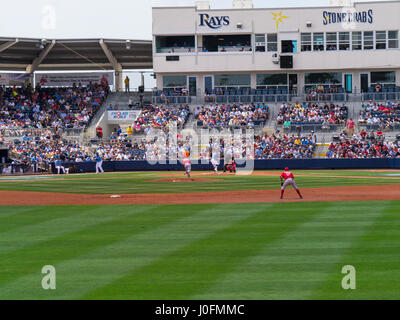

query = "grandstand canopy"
[[0, 38, 152, 72]]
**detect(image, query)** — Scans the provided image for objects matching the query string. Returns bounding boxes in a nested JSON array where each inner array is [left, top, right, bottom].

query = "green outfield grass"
[[0, 170, 399, 299], [0, 201, 399, 299], [0, 170, 399, 194]]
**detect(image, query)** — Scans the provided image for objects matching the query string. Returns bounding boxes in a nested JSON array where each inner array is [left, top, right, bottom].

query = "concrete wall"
[[153, 1, 400, 91]]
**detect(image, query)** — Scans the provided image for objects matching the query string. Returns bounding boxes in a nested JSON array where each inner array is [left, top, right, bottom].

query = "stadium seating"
[[194, 103, 269, 129], [133, 104, 190, 133], [326, 132, 399, 158], [276, 102, 348, 132], [254, 133, 315, 159], [0, 84, 108, 130], [358, 101, 400, 130]]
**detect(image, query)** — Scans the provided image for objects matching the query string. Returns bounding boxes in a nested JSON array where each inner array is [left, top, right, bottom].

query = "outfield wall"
[[57, 159, 400, 173]]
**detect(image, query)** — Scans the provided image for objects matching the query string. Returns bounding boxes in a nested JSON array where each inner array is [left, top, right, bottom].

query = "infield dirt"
[[0, 184, 399, 205]]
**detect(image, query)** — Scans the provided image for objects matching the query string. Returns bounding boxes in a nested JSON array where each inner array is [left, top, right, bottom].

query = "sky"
[[0, 0, 388, 40], [0, 0, 388, 89]]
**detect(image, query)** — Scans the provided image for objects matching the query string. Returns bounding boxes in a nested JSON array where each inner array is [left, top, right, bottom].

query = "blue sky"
[[0, 0, 388, 40]]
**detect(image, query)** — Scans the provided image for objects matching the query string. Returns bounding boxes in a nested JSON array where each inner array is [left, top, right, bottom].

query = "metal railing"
[[1, 128, 53, 138], [360, 92, 400, 102], [152, 92, 400, 106], [275, 123, 346, 133], [151, 93, 359, 105], [152, 94, 296, 105], [61, 128, 83, 137], [358, 123, 400, 131]]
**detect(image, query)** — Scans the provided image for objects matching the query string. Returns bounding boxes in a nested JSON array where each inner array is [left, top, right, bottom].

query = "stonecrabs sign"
[[199, 13, 230, 29], [323, 9, 374, 25]]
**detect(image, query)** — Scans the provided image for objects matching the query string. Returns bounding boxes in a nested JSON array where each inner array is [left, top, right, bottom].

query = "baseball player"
[[31, 153, 39, 173], [55, 156, 66, 174], [94, 153, 104, 174], [223, 158, 237, 173], [280, 167, 303, 199], [182, 151, 191, 179], [210, 153, 219, 174]]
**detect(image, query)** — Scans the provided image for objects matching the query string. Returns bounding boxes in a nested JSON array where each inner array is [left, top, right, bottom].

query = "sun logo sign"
[[272, 11, 289, 29]]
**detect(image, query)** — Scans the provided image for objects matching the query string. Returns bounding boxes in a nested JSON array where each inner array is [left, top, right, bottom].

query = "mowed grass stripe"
[[0, 203, 268, 299], [0, 206, 53, 219], [0, 206, 84, 233], [191, 201, 386, 300], [310, 200, 400, 299], [0, 204, 201, 289], [0, 205, 154, 255], [82, 202, 324, 300]]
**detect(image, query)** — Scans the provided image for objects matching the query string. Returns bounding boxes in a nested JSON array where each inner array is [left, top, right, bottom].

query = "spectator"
[[96, 126, 103, 139], [124, 76, 130, 93], [346, 118, 355, 136]]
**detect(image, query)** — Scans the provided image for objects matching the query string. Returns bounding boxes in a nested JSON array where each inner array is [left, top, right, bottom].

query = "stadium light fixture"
[[39, 39, 47, 49], [126, 40, 131, 50]]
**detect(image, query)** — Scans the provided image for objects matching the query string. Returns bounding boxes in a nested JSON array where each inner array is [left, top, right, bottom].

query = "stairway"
[[314, 143, 329, 158]]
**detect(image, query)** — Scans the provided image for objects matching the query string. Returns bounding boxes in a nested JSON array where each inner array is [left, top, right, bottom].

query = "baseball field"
[[0, 169, 399, 299]]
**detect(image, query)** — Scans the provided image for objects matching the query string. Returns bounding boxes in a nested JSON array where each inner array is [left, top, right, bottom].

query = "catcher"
[[223, 158, 237, 173]]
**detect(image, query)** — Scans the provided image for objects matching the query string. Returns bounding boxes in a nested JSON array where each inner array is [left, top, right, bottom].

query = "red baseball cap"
[[285, 167, 289, 171]]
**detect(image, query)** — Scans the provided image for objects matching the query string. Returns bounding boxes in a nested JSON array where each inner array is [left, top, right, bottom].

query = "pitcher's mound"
[[149, 178, 220, 183]]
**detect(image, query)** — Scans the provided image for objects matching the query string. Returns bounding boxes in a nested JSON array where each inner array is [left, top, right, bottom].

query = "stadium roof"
[[0, 38, 152, 72]]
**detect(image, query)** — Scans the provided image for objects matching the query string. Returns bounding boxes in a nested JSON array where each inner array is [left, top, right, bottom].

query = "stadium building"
[[152, 0, 400, 102]]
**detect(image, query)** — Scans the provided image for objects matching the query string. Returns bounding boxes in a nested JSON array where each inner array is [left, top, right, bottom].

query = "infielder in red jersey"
[[182, 151, 191, 179], [280, 167, 303, 199]]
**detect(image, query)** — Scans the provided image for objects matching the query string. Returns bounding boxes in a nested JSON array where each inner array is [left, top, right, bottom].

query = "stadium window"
[[301, 33, 312, 52], [352, 31, 362, 50], [256, 73, 288, 90], [363, 31, 373, 50], [162, 75, 187, 91], [370, 71, 396, 86], [155, 36, 195, 53], [339, 32, 350, 50], [388, 30, 398, 49], [375, 31, 387, 50], [267, 34, 278, 52], [304, 72, 343, 91], [255, 34, 266, 52], [203, 34, 251, 52], [214, 74, 251, 91], [326, 32, 337, 50], [313, 33, 324, 51]]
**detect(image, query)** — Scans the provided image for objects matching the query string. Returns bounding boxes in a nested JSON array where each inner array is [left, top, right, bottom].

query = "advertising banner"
[[35, 72, 114, 87], [108, 110, 140, 122], [0, 73, 31, 86]]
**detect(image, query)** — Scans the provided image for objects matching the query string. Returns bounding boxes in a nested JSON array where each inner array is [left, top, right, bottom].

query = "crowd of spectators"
[[305, 84, 343, 101], [0, 82, 108, 131], [95, 131, 196, 162], [254, 133, 315, 159], [277, 102, 348, 127], [196, 132, 316, 161], [132, 104, 190, 133], [326, 130, 399, 158], [358, 101, 400, 129], [195, 103, 269, 129], [3, 129, 90, 173]]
